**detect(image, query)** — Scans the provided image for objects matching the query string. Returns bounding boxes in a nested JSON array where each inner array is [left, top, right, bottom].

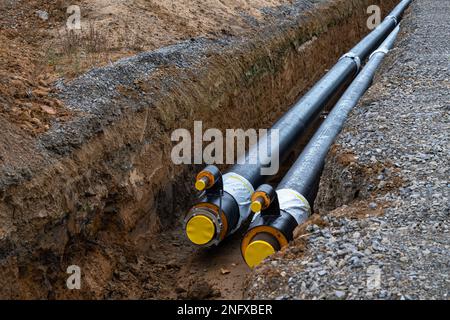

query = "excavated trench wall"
[[0, 0, 397, 298]]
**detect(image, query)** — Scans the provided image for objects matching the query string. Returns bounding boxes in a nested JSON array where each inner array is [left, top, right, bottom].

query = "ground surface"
[[102, 227, 249, 299], [0, 0, 312, 137], [247, 0, 449, 300], [3, 0, 444, 300]]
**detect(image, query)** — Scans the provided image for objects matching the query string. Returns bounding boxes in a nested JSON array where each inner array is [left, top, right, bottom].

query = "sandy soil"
[[102, 227, 250, 299], [0, 0, 295, 137], [77, 0, 293, 50]]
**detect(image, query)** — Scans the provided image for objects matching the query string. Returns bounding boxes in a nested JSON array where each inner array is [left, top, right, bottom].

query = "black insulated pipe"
[[185, 0, 412, 248], [241, 25, 402, 268], [231, 0, 412, 187], [278, 26, 402, 198]]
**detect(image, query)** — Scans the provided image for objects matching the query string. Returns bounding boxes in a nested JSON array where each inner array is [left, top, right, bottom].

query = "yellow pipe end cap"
[[250, 201, 262, 213], [186, 215, 215, 245], [195, 179, 207, 191], [244, 240, 276, 268]]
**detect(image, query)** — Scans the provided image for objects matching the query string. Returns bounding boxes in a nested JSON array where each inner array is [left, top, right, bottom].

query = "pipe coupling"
[[277, 189, 311, 225], [384, 15, 398, 26], [340, 51, 361, 72], [369, 48, 389, 60], [223, 172, 255, 233]]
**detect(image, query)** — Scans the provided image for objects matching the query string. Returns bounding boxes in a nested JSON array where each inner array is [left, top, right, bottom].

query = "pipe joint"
[[340, 51, 361, 72], [369, 25, 401, 60], [277, 189, 311, 226], [223, 173, 255, 233], [369, 48, 389, 60], [384, 15, 398, 26]]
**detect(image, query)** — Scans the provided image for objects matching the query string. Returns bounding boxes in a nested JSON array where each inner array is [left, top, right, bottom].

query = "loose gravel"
[[247, 0, 449, 300]]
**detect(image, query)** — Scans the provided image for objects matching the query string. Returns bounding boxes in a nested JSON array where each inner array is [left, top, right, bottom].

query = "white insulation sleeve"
[[223, 173, 255, 232], [276, 189, 312, 225]]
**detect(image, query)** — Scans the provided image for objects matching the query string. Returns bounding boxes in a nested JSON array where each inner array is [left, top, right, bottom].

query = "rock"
[[185, 280, 216, 300], [371, 241, 385, 252], [309, 281, 319, 293], [220, 268, 230, 275], [40, 105, 57, 115], [36, 10, 49, 21], [318, 270, 327, 276], [349, 256, 362, 267], [335, 290, 346, 299]]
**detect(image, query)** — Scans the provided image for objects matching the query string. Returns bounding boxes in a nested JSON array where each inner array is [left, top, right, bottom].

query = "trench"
[[0, 0, 398, 299]]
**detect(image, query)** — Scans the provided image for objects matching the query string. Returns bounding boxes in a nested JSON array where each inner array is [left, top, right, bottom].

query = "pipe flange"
[[184, 206, 223, 247], [340, 51, 361, 72]]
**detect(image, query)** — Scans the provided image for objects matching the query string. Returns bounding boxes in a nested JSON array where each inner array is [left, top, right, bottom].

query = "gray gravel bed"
[[248, 0, 449, 300]]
